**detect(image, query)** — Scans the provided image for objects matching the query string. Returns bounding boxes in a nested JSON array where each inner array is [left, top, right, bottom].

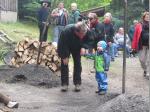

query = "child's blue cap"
[[97, 41, 107, 50]]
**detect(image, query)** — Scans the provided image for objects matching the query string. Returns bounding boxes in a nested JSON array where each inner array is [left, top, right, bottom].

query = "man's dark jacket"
[[103, 22, 114, 43], [57, 24, 94, 59]]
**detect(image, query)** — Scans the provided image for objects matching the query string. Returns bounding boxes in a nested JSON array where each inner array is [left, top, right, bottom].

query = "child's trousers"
[[95, 72, 108, 91]]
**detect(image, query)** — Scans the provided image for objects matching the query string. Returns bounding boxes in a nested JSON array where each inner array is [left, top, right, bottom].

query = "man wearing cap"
[[37, 0, 50, 42], [57, 21, 94, 92]]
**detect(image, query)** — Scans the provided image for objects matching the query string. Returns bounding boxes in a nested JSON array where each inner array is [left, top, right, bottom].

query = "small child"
[[84, 41, 108, 95]]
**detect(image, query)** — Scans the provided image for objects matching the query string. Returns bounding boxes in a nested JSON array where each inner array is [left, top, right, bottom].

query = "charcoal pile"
[[0, 64, 61, 88]]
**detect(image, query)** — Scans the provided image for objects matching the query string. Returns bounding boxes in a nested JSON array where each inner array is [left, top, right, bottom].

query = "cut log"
[[17, 52, 23, 57], [11, 38, 61, 72], [33, 41, 39, 48], [18, 45, 24, 52]]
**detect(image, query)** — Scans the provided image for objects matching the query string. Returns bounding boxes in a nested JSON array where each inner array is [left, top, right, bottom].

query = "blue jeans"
[[95, 72, 108, 91], [53, 25, 65, 43], [107, 43, 115, 60], [115, 44, 130, 56], [103, 52, 110, 71]]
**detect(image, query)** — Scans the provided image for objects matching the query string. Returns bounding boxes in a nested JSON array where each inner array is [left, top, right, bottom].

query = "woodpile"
[[11, 38, 61, 72]]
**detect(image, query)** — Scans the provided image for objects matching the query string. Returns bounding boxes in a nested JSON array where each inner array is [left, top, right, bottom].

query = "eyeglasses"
[[89, 18, 93, 21]]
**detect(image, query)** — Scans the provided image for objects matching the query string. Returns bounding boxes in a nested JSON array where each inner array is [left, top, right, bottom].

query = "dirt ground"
[[0, 56, 149, 112]]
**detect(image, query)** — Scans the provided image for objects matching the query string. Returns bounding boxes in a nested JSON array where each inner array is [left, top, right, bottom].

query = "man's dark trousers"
[[61, 51, 82, 86], [39, 23, 49, 42]]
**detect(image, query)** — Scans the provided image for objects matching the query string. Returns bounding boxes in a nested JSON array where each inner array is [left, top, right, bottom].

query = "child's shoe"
[[98, 91, 107, 95]]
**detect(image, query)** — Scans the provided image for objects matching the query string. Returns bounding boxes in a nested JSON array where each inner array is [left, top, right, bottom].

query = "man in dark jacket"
[[103, 12, 115, 61], [57, 21, 94, 92], [37, 1, 50, 42]]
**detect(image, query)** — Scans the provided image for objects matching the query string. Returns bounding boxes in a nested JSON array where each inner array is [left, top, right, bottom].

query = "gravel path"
[[0, 56, 149, 112]]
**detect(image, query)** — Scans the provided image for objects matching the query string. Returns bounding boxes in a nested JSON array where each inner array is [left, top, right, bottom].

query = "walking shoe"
[[61, 85, 68, 92], [111, 58, 115, 62], [98, 91, 107, 95], [115, 53, 119, 57], [143, 71, 147, 77], [95, 90, 99, 93], [7, 101, 19, 108], [146, 73, 149, 80], [105, 68, 109, 71], [74, 84, 81, 92]]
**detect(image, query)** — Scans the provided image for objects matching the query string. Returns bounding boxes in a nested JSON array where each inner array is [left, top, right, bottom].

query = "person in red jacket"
[[132, 11, 149, 79]]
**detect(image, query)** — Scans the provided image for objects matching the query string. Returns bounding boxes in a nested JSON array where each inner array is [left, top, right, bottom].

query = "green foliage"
[[109, 0, 148, 25], [18, 0, 112, 21], [0, 43, 9, 61]]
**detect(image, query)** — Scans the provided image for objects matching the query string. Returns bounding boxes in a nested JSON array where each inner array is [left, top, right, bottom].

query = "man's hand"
[[42, 22, 49, 26], [63, 58, 69, 65], [80, 48, 86, 55]]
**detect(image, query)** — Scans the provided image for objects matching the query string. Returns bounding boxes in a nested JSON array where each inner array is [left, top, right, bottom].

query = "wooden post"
[[122, 0, 127, 94]]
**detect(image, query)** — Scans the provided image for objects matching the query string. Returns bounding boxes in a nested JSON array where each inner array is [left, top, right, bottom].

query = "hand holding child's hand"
[[97, 47, 103, 52]]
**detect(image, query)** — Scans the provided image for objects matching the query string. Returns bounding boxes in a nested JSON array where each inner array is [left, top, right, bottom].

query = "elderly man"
[[57, 21, 94, 92], [102, 12, 115, 61], [68, 3, 80, 24]]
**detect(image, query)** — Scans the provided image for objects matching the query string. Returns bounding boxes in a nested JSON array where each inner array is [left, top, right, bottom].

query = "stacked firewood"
[[11, 38, 61, 72]]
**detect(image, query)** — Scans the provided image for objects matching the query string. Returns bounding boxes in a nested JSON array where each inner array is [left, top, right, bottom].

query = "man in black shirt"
[[37, 1, 50, 41], [58, 21, 94, 92]]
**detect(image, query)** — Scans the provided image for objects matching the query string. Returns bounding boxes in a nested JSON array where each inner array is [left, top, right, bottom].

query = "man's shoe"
[[145, 73, 149, 80], [98, 91, 107, 95], [61, 85, 68, 92], [7, 101, 19, 108], [74, 84, 81, 92]]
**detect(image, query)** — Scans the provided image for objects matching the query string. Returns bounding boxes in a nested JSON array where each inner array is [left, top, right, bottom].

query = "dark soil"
[[0, 64, 60, 88]]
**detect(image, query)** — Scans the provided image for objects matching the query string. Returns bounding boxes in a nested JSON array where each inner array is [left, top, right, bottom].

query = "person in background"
[[84, 41, 108, 95], [132, 12, 149, 79], [128, 20, 138, 42], [57, 21, 94, 92], [0, 93, 19, 108], [51, 2, 69, 44], [103, 12, 115, 61], [37, 1, 50, 42], [68, 3, 80, 24], [88, 12, 110, 71], [114, 27, 131, 57]]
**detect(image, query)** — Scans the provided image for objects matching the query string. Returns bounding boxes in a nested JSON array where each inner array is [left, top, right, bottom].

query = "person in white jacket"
[[113, 27, 131, 57]]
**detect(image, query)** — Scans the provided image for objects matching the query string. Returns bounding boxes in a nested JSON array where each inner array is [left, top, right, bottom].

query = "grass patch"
[[0, 21, 53, 42], [0, 21, 54, 65]]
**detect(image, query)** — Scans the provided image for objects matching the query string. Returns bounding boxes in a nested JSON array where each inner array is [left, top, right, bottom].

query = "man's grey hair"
[[75, 21, 88, 34]]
